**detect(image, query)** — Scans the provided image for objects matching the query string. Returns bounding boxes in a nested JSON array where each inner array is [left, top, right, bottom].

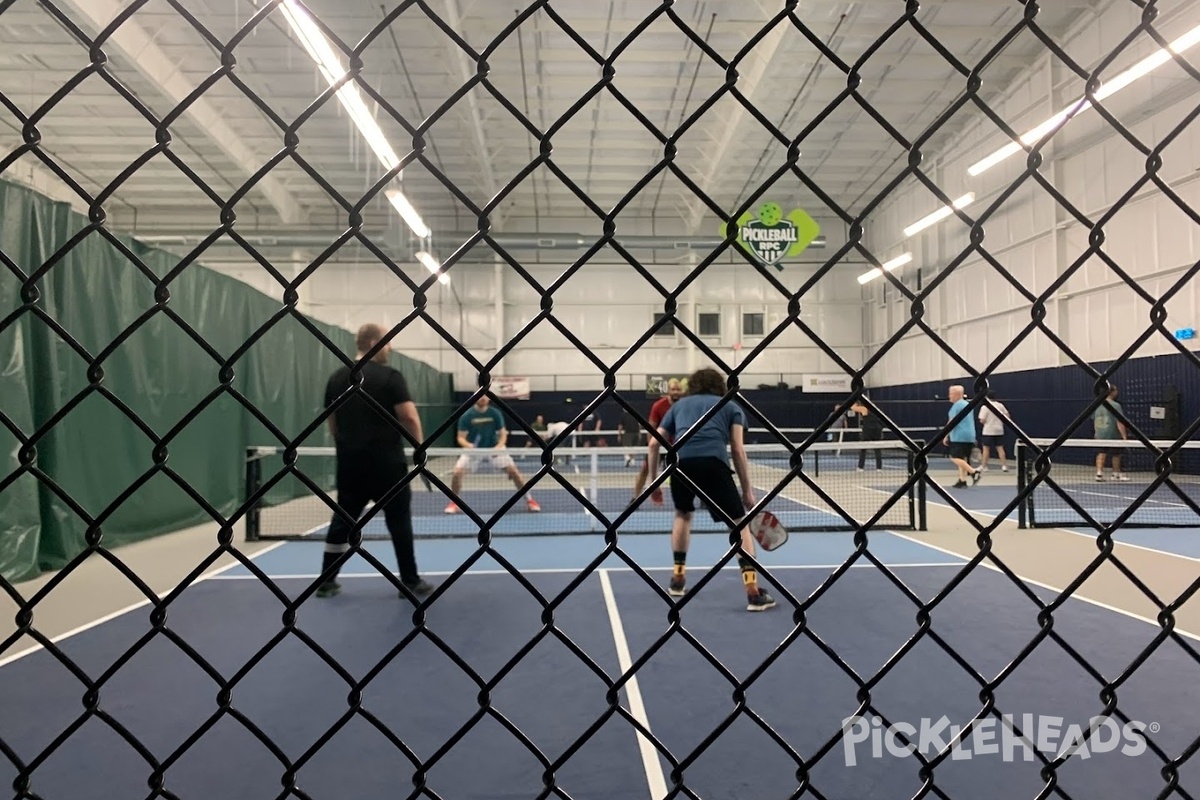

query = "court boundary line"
[[888, 532, 1200, 642], [205, 562, 968, 581], [0, 541, 287, 669], [598, 569, 667, 800], [914, 488, 1200, 565]]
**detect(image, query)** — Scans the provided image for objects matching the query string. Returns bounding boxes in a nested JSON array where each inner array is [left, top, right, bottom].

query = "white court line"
[[599, 569, 667, 800], [887, 531, 1200, 642], [919, 492, 1200, 565], [1068, 487, 1191, 509], [0, 541, 287, 669], [205, 562, 967, 580]]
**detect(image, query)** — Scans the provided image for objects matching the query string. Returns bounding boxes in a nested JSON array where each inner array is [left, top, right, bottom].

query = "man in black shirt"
[[317, 323, 433, 600], [851, 400, 884, 471]]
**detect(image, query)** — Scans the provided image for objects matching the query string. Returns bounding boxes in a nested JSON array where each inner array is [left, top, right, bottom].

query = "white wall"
[[194, 213, 870, 391], [864, 1, 1200, 386], [288, 245, 867, 391]]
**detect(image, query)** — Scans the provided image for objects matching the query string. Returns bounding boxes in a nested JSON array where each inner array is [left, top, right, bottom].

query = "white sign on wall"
[[493, 376, 531, 400], [801, 374, 853, 393]]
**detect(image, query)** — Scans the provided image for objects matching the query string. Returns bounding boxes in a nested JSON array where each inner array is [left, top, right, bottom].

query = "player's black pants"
[[858, 430, 883, 469], [322, 450, 419, 585]]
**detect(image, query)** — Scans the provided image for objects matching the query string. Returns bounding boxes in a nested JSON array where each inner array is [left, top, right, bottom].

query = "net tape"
[[1, 0, 1199, 797]]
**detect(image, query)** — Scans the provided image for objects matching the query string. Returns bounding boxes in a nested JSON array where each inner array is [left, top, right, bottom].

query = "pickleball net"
[[1017, 438, 1200, 528], [245, 441, 927, 541]]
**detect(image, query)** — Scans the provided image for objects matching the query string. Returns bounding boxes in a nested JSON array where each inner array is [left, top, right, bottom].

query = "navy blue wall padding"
[[452, 351, 1198, 455], [864, 351, 1198, 441], [453, 388, 855, 440]]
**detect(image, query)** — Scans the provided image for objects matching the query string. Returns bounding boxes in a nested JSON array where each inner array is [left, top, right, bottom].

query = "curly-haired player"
[[647, 368, 775, 612]]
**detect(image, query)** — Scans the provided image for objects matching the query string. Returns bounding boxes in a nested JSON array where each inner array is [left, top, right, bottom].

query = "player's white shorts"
[[454, 449, 517, 472]]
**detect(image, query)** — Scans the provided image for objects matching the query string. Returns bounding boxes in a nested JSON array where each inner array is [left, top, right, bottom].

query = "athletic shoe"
[[1115, 474, 1130, 482], [316, 581, 341, 598], [527, 497, 541, 512], [444, 502, 459, 514], [667, 576, 686, 597], [400, 579, 435, 599], [971, 470, 981, 485], [1095, 474, 1105, 482], [953, 479, 967, 488], [747, 590, 776, 612]]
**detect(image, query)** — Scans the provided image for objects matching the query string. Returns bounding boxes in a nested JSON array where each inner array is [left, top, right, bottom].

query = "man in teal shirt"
[[1093, 384, 1129, 481], [944, 384, 981, 488], [445, 395, 541, 514]]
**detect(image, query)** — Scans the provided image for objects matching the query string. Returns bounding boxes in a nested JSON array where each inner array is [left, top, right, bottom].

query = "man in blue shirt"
[[944, 385, 981, 488], [445, 394, 541, 514], [646, 367, 775, 612]]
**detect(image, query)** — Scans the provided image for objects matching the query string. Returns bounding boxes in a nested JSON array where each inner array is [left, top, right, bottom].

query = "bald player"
[[632, 378, 683, 504], [317, 323, 433, 600]]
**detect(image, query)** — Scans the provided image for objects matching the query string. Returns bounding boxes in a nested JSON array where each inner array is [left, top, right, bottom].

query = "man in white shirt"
[[977, 391, 1011, 472]]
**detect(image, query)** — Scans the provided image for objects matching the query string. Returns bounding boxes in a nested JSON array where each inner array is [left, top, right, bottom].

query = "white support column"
[[685, 252, 698, 373], [1047, 54, 1071, 367], [494, 257, 505, 376]]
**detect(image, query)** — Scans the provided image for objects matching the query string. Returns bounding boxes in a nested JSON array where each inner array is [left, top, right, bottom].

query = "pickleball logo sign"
[[721, 203, 821, 270]]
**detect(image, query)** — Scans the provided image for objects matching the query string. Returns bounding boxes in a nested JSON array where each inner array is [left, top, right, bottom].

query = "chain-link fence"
[[3, 0, 1200, 797]]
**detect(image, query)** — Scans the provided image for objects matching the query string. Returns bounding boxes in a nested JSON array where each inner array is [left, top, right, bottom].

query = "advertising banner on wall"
[[801, 374, 853, 393], [493, 376, 532, 399]]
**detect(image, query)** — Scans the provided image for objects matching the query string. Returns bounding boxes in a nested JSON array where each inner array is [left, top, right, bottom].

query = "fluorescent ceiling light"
[[388, 189, 431, 239], [281, 0, 435, 240], [903, 193, 975, 238], [968, 22, 1200, 176], [415, 250, 450, 285], [858, 252, 913, 285], [279, 1, 402, 172]]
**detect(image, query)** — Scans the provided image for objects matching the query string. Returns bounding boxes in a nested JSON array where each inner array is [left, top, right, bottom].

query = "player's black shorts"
[[947, 442, 974, 461], [670, 456, 744, 523], [981, 434, 1005, 447]]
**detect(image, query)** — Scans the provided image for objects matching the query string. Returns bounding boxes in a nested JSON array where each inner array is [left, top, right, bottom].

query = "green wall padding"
[[0, 178, 454, 583]]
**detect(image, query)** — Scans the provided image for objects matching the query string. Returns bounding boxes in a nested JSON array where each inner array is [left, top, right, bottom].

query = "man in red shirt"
[[631, 378, 683, 504]]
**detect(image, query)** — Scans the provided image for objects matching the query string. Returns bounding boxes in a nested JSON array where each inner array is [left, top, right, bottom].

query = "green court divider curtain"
[[0, 182, 43, 582], [0, 178, 454, 583]]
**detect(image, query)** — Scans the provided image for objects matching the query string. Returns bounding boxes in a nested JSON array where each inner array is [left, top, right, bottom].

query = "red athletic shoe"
[[526, 497, 541, 513]]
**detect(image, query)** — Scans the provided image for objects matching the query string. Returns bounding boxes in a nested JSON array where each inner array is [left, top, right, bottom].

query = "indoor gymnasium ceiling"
[[0, 0, 1108, 264]]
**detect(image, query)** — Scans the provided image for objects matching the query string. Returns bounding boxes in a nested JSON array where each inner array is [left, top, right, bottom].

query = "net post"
[[1016, 442, 1028, 529], [245, 447, 262, 542], [914, 441, 927, 531]]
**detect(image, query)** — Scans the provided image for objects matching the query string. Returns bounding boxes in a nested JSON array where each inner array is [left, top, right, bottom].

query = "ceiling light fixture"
[[968, 22, 1200, 176], [415, 250, 450, 285], [903, 193, 975, 238], [858, 252, 914, 285], [280, 0, 434, 240], [387, 189, 431, 240]]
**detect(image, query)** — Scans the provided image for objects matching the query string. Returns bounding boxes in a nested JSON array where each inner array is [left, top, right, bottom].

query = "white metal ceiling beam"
[[50, 0, 304, 225], [684, 20, 788, 233], [440, 0, 502, 227]]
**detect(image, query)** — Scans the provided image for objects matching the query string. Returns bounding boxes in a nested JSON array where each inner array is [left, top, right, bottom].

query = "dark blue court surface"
[[3, 536, 1199, 799]]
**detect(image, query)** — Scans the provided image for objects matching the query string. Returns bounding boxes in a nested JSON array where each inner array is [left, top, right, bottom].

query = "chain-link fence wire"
[[3, 0, 1200, 796]]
